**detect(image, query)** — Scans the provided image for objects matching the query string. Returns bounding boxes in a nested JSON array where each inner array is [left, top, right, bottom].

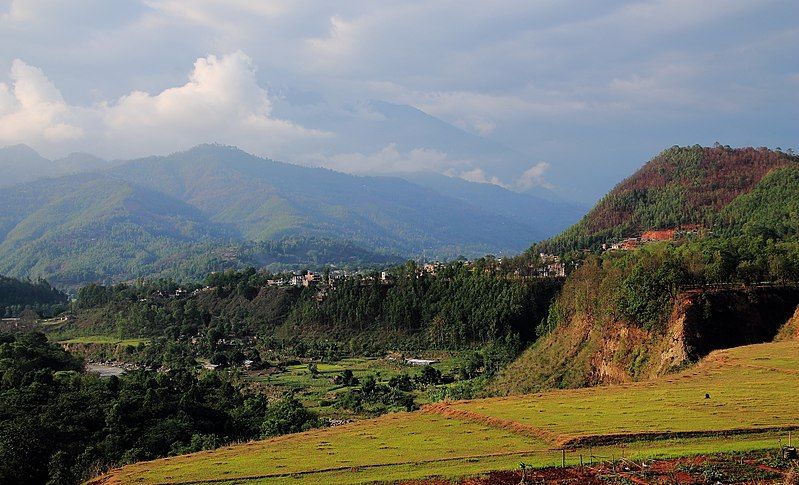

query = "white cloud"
[[457, 167, 507, 187], [324, 143, 548, 192], [0, 52, 326, 158], [0, 59, 83, 143], [517, 162, 553, 190]]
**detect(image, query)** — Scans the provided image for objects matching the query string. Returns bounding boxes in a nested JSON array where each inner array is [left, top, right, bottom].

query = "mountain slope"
[[0, 144, 112, 188], [397, 171, 586, 237], [539, 145, 797, 253], [0, 144, 55, 187], [109, 144, 544, 256], [0, 174, 397, 287], [0, 174, 229, 285], [495, 145, 799, 394]]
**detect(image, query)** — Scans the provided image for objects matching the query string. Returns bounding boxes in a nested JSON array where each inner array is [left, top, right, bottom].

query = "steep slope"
[[496, 147, 799, 394], [109, 144, 543, 256], [539, 145, 797, 253], [719, 165, 799, 239], [494, 259, 799, 395], [775, 305, 799, 341]]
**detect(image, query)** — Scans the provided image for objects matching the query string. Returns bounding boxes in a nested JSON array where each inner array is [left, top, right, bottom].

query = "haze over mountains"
[[0, 143, 584, 286]]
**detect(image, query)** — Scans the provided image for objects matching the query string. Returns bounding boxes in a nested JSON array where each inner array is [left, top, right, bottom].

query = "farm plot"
[[90, 342, 799, 484]]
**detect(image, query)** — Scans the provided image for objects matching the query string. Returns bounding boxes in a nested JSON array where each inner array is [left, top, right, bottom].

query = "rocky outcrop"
[[657, 286, 799, 373], [495, 285, 799, 395]]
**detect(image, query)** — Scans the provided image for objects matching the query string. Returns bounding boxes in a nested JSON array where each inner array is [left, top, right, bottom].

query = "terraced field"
[[90, 341, 799, 484]]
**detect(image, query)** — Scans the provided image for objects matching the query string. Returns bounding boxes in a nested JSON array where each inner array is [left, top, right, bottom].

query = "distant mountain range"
[[0, 143, 585, 287]]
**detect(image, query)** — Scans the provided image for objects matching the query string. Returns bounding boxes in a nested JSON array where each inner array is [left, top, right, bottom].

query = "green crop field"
[[59, 335, 150, 346], [248, 355, 459, 418], [91, 342, 799, 485]]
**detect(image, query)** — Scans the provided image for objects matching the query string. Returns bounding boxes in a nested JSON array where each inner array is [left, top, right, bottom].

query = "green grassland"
[[92, 341, 799, 484], [249, 356, 459, 418], [450, 344, 799, 444], [58, 335, 151, 346]]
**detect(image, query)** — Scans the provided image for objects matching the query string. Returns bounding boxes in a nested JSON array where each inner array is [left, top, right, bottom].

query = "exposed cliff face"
[[657, 287, 799, 373], [494, 285, 799, 395]]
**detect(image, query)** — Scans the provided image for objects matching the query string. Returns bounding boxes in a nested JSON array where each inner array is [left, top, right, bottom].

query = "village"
[[602, 225, 705, 251]]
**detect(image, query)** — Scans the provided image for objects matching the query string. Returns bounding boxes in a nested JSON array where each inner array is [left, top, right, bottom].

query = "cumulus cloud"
[[0, 59, 83, 143], [103, 51, 324, 153], [0, 52, 325, 158]]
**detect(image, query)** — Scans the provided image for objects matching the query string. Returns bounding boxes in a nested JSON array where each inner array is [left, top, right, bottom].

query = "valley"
[[91, 340, 799, 484], [2, 144, 799, 484]]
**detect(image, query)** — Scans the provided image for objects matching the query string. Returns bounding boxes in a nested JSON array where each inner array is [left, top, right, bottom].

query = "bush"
[[260, 394, 320, 438]]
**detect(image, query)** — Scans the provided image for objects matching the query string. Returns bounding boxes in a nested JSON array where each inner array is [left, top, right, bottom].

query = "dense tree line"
[[0, 332, 318, 485], [0, 275, 67, 318], [546, 235, 799, 334], [67, 263, 561, 357], [285, 262, 560, 348]]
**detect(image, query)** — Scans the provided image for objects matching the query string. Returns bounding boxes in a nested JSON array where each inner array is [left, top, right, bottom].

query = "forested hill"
[[0, 275, 67, 317], [107, 144, 544, 254], [537, 145, 798, 254], [0, 143, 587, 286]]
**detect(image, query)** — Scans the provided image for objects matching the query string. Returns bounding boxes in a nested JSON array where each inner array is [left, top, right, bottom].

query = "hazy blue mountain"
[[0, 144, 54, 187], [109, 144, 544, 257], [0, 144, 586, 286], [53, 152, 109, 173], [0, 144, 111, 188], [278, 100, 567, 200], [395, 171, 587, 238], [0, 172, 396, 287], [0, 173, 228, 285]]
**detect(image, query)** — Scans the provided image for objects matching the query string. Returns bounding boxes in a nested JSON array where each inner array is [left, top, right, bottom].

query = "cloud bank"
[[0, 51, 325, 159], [0, 0, 796, 200]]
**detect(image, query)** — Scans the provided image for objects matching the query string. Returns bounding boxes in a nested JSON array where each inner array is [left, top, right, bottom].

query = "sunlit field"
[[91, 342, 799, 484]]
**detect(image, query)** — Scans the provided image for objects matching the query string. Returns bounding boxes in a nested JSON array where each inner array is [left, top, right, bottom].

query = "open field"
[[58, 335, 151, 346], [91, 341, 799, 484], [248, 355, 460, 418]]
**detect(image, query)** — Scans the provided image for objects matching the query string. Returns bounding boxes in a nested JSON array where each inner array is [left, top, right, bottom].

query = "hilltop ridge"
[[538, 145, 797, 254]]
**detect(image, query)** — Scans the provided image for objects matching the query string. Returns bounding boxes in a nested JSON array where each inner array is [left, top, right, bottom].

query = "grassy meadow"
[[248, 355, 460, 418], [91, 341, 799, 484], [58, 335, 151, 346]]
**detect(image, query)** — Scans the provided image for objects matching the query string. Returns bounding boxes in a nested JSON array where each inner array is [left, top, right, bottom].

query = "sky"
[[0, 0, 797, 203]]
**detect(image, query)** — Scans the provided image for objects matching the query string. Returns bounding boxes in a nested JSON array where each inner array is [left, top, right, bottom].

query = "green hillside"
[[0, 144, 584, 286], [0, 174, 227, 286], [0, 174, 396, 287], [110, 144, 544, 256], [0, 275, 67, 317], [538, 145, 797, 254], [498, 147, 799, 394]]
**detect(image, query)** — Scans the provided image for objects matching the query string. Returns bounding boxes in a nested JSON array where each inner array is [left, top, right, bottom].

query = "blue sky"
[[0, 0, 796, 202]]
